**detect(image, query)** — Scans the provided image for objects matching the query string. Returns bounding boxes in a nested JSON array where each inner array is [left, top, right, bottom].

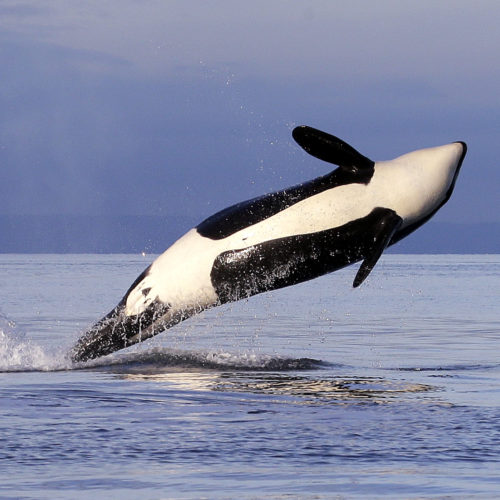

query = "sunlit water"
[[0, 254, 499, 499]]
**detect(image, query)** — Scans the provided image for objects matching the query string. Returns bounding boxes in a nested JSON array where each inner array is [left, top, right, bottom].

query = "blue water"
[[0, 254, 499, 499]]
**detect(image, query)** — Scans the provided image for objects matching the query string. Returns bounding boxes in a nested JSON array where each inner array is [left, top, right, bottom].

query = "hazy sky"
[[1, 0, 499, 226]]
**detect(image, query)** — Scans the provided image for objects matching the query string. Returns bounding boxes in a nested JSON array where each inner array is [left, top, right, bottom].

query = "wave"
[[80, 347, 327, 373]]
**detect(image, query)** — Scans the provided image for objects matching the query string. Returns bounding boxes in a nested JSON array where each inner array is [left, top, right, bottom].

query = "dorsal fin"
[[292, 125, 374, 174]]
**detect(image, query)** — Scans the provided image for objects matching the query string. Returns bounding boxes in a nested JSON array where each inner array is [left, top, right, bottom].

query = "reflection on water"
[[214, 373, 435, 403], [102, 348, 435, 404], [117, 370, 221, 392], [116, 371, 435, 404]]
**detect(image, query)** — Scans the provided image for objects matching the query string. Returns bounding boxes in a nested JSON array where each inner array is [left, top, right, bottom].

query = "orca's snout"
[[455, 141, 467, 166]]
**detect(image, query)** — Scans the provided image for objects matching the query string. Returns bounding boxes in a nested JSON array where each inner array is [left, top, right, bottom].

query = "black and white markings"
[[71, 126, 467, 362]]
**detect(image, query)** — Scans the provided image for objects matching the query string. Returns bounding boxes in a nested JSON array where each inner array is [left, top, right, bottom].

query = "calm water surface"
[[0, 254, 499, 499]]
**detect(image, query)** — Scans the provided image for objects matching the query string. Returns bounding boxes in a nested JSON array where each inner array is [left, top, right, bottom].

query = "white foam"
[[0, 315, 71, 372]]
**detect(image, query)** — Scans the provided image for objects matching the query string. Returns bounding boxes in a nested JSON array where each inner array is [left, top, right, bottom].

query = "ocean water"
[[0, 254, 499, 499]]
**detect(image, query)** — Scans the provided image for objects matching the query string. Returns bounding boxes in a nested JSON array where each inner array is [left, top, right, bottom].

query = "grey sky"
[[1, 1, 499, 228]]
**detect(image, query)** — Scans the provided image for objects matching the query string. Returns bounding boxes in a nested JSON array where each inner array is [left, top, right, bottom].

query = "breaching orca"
[[71, 126, 466, 362]]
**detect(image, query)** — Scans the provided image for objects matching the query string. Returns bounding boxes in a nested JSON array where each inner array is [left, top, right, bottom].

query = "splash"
[[0, 315, 71, 372]]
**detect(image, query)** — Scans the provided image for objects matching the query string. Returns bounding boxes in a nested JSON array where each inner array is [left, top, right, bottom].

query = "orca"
[[71, 126, 467, 362]]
